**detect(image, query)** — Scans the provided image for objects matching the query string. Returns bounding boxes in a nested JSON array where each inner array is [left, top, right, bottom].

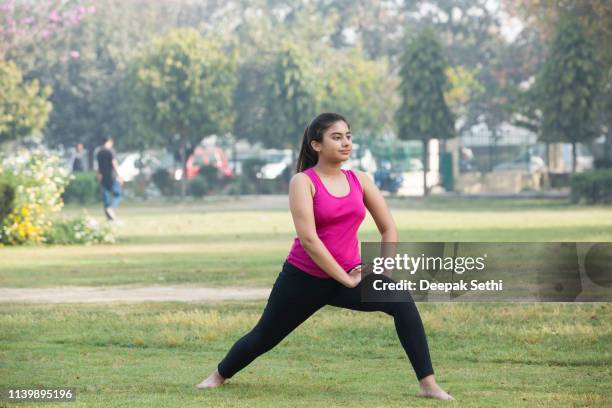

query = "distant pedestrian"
[[96, 136, 123, 221], [71, 143, 86, 173]]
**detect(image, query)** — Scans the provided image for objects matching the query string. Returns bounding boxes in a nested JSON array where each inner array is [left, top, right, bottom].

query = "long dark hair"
[[296, 112, 350, 173]]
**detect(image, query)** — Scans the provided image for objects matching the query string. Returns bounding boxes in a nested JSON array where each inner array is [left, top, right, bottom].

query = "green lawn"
[[1, 301, 610, 407], [1, 197, 611, 407], [1, 197, 611, 288]]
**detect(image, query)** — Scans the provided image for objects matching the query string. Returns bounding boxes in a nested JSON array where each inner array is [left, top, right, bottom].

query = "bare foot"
[[417, 375, 454, 401], [417, 386, 454, 400], [195, 369, 226, 389]]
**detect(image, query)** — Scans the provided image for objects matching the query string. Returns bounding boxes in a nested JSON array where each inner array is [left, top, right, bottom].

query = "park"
[[1, 0, 611, 406], [2, 197, 611, 406]]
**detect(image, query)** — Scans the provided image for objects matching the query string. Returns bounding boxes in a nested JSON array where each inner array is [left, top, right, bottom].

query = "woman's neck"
[[313, 161, 343, 177]]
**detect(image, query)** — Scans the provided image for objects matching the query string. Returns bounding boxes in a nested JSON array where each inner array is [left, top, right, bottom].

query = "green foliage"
[[396, 28, 455, 195], [197, 164, 219, 184], [128, 28, 236, 151], [43, 213, 115, 245], [20, 0, 152, 157], [444, 66, 484, 119], [570, 169, 612, 204], [151, 168, 175, 197], [0, 150, 72, 245], [258, 43, 317, 149], [187, 176, 208, 198], [318, 45, 397, 135], [0, 172, 16, 224], [241, 158, 268, 181], [224, 175, 256, 195], [224, 158, 271, 195], [62, 171, 99, 204], [535, 15, 604, 147], [396, 29, 455, 142], [0, 60, 52, 145]]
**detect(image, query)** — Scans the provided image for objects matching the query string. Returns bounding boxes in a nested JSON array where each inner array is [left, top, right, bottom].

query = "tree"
[[505, 0, 612, 166], [259, 42, 317, 162], [396, 29, 455, 196], [0, 60, 52, 146], [128, 28, 236, 196], [0, 0, 96, 62], [534, 15, 604, 173], [231, 6, 398, 152], [318, 44, 398, 139], [9, 0, 151, 168]]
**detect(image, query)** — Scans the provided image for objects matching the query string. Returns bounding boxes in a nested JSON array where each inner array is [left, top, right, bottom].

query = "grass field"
[[1, 197, 611, 288], [1, 196, 611, 407]]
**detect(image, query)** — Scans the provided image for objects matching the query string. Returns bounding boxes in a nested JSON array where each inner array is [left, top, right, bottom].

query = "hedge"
[[570, 169, 612, 204]]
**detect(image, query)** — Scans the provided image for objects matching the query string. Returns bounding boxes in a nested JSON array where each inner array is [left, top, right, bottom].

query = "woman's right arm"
[[288, 173, 359, 288]]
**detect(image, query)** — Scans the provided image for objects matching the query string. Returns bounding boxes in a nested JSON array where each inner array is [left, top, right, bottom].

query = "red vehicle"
[[185, 146, 234, 180]]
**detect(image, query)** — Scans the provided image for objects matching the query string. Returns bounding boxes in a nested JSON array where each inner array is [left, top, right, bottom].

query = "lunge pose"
[[196, 112, 453, 401]]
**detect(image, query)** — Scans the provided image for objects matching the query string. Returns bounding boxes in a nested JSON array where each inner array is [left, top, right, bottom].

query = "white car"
[[256, 149, 293, 180]]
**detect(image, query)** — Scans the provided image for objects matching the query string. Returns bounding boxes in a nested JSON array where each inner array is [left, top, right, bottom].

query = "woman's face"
[[311, 120, 352, 163]]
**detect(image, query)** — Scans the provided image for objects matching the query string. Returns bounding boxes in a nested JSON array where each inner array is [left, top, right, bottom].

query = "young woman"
[[196, 112, 454, 401]]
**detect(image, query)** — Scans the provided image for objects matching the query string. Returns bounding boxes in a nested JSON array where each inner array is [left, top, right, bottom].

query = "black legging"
[[217, 260, 434, 380]]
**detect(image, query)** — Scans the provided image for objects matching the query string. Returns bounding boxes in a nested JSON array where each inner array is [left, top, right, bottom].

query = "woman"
[[196, 112, 453, 401]]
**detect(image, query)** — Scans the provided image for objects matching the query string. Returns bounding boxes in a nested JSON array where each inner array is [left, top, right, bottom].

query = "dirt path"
[[0, 286, 271, 304]]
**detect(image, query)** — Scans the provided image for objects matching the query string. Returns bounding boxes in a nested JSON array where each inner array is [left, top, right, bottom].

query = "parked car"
[[257, 149, 292, 180], [117, 150, 172, 182], [185, 146, 233, 180]]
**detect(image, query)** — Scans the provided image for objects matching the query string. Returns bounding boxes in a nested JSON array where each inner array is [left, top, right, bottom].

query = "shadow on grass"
[[119, 225, 612, 245]]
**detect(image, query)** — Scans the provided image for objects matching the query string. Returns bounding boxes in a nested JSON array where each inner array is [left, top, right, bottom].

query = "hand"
[[345, 265, 362, 288], [96, 173, 102, 183], [117, 176, 124, 185]]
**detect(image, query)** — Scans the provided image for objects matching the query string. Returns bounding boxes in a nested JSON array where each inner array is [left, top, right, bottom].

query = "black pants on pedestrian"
[[217, 260, 434, 380]]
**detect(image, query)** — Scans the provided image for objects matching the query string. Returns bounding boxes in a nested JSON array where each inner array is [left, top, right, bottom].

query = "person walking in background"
[[71, 143, 86, 173], [96, 136, 123, 221]]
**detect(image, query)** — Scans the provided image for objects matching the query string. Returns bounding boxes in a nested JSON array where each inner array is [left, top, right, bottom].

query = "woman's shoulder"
[[290, 171, 316, 197], [347, 169, 367, 194]]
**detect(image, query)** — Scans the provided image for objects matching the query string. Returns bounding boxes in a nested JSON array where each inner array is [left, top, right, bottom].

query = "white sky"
[[415, 0, 525, 43]]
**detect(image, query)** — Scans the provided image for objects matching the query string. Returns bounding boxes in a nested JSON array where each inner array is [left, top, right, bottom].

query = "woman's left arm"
[[355, 171, 398, 242]]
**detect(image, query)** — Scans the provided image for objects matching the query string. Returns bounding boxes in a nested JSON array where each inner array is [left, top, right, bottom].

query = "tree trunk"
[[232, 137, 239, 197], [492, 128, 499, 172], [232, 137, 237, 174], [488, 135, 494, 172], [87, 144, 96, 172], [180, 137, 187, 198], [605, 125, 612, 165], [423, 139, 429, 197], [291, 146, 297, 174], [571, 141, 577, 173]]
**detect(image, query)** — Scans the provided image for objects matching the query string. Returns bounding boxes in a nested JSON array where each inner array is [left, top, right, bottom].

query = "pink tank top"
[[286, 167, 366, 279]]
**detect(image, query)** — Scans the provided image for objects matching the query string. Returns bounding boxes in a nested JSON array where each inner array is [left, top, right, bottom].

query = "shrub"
[[0, 150, 72, 245], [188, 176, 208, 198], [570, 169, 612, 204], [152, 168, 175, 196], [198, 164, 219, 186], [43, 213, 116, 245], [241, 157, 268, 181], [63, 171, 99, 204], [0, 172, 16, 223]]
